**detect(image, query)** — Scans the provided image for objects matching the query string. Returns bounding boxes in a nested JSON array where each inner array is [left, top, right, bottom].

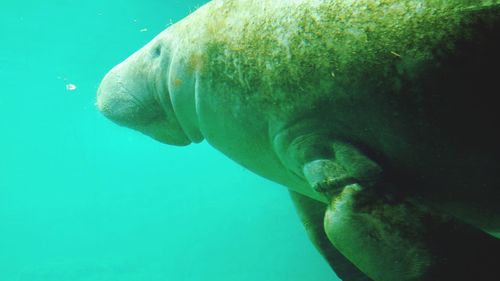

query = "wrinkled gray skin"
[[97, 0, 500, 280]]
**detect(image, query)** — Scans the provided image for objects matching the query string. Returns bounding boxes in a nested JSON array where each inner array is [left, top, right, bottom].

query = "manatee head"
[[97, 36, 191, 146]]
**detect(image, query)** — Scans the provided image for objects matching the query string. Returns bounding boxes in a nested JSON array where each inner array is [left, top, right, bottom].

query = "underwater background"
[[0, 0, 338, 280]]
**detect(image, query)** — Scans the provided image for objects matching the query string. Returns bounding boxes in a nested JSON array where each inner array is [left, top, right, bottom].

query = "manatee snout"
[[97, 65, 150, 126], [97, 48, 191, 146]]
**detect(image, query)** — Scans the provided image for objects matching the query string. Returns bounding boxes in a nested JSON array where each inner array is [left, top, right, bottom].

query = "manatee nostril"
[[152, 45, 162, 58]]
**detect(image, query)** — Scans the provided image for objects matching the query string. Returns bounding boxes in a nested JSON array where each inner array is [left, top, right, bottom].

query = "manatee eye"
[[152, 45, 162, 58]]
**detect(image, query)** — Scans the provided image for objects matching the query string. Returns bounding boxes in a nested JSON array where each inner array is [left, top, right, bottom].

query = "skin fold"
[[97, 1, 500, 280]]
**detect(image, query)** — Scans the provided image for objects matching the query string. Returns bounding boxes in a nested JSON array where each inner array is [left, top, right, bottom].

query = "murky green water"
[[0, 1, 336, 280]]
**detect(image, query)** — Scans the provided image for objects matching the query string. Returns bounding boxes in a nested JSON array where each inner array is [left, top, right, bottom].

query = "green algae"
[[173, 0, 499, 111]]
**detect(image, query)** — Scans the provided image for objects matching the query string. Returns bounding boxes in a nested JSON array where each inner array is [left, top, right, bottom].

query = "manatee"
[[97, 0, 500, 280]]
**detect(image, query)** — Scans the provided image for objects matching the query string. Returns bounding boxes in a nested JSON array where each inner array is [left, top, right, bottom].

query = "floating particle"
[[66, 83, 77, 91], [139, 28, 148, 33], [390, 51, 401, 58]]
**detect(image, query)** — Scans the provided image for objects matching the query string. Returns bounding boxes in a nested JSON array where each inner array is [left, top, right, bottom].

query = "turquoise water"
[[0, 1, 336, 280]]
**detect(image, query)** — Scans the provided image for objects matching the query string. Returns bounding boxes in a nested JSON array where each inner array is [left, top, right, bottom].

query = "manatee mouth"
[[97, 66, 191, 146]]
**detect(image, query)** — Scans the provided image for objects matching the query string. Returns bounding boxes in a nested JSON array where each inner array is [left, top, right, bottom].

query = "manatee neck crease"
[[164, 43, 204, 143]]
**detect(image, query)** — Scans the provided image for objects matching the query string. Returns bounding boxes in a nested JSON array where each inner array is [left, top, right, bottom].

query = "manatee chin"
[[97, 52, 191, 146]]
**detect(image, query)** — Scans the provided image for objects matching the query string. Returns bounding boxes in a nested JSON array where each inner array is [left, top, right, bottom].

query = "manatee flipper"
[[289, 190, 372, 281], [273, 128, 382, 198], [302, 141, 382, 196], [324, 185, 500, 281]]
